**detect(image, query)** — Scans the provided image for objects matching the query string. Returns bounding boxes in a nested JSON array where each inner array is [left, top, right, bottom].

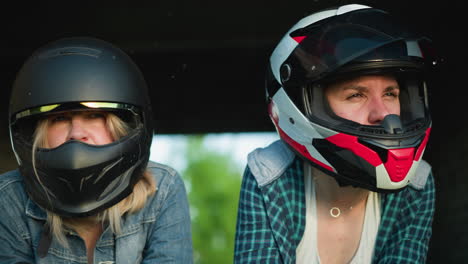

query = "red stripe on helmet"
[[292, 36, 306, 43], [278, 127, 335, 172], [384, 148, 415, 182], [268, 102, 334, 172], [414, 127, 431, 161], [325, 133, 382, 166], [268, 101, 279, 124]]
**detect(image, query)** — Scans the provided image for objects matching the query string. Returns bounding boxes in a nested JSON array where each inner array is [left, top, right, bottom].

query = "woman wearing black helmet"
[[0, 37, 192, 263], [235, 4, 436, 264]]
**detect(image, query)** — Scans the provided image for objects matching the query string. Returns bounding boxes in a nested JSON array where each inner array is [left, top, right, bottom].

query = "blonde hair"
[[32, 112, 156, 246]]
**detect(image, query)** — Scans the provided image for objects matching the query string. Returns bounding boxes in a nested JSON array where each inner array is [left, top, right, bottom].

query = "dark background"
[[0, 0, 465, 262]]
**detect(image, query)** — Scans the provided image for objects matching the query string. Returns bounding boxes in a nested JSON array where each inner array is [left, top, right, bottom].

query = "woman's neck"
[[78, 222, 103, 264], [309, 165, 371, 263], [311, 166, 369, 211], [65, 217, 103, 264]]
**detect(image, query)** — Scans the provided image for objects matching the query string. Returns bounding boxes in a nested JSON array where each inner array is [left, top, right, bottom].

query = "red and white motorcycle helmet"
[[266, 4, 437, 192]]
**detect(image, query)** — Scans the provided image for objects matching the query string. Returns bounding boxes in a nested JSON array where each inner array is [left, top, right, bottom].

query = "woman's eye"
[[347, 93, 363, 100], [86, 112, 106, 119], [384, 92, 399, 98], [50, 115, 69, 123]]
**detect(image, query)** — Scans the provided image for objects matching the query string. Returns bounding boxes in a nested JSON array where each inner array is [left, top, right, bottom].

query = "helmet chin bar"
[[320, 127, 430, 191], [15, 127, 149, 217]]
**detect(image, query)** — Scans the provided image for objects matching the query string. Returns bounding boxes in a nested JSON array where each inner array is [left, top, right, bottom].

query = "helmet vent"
[[280, 64, 292, 83], [382, 114, 403, 134], [358, 126, 387, 135]]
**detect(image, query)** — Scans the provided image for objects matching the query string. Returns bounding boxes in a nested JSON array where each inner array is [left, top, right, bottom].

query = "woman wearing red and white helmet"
[[235, 4, 436, 263]]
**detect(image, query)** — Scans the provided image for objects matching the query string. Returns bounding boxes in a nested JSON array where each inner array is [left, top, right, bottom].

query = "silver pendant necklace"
[[329, 206, 353, 218], [306, 163, 358, 218]]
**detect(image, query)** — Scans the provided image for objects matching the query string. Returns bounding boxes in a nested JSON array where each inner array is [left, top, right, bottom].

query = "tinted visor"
[[13, 102, 139, 120], [283, 8, 430, 86], [10, 102, 142, 144]]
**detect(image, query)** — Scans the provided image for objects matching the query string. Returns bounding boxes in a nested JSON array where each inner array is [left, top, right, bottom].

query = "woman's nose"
[[367, 98, 391, 125], [68, 117, 88, 142]]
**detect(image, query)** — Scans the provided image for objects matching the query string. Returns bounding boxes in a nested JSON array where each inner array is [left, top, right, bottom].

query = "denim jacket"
[[0, 161, 193, 264]]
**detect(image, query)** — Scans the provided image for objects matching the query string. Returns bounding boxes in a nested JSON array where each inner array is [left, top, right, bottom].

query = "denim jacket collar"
[[247, 140, 295, 187], [25, 198, 47, 221]]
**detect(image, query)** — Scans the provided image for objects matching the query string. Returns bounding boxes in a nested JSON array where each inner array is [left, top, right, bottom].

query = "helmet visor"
[[284, 8, 431, 85], [303, 72, 431, 141], [10, 102, 143, 146], [13, 102, 139, 121]]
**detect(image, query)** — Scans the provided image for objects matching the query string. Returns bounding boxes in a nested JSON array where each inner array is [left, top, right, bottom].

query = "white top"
[[296, 165, 381, 264]]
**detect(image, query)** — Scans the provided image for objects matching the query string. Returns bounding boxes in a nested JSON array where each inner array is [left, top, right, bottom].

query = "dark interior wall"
[[0, 0, 458, 133], [0, 1, 466, 262]]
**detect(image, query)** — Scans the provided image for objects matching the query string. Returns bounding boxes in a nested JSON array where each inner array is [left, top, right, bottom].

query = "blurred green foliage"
[[182, 135, 242, 264]]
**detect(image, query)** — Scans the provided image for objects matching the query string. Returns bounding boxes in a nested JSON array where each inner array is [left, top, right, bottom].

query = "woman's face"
[[324, 75, 400, 125], [46, 111, 114, 148]]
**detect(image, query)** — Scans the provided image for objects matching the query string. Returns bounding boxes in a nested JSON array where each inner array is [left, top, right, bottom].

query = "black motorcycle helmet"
[[9, 37, 154, 217]]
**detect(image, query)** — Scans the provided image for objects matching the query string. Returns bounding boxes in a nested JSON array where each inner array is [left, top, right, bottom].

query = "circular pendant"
[[330, 207, 341, 218]]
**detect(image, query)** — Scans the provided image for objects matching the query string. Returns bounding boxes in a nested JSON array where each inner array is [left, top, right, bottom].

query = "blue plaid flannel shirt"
[[234, 140, 435, 263]]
